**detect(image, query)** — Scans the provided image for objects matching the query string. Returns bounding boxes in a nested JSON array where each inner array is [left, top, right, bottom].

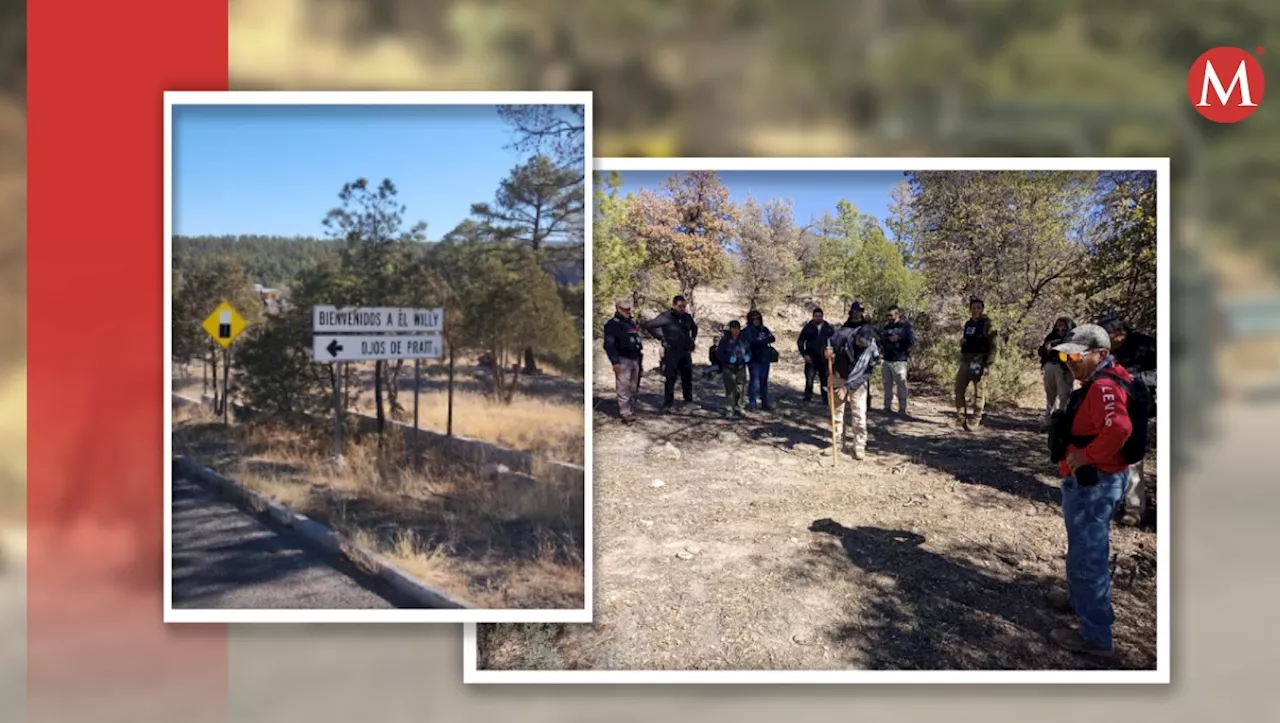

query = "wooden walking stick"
[[827, 353, 838, 468]]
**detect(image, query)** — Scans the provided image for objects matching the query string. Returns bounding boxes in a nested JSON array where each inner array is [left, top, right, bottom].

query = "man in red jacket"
[[1047, 323, 1134, 659]]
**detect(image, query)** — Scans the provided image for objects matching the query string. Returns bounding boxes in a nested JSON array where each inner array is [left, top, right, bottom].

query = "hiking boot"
[[1046, 589, 1073, 614], [802, 394, 812, 403], [1117, 510, 1143, 527], [1049, 627, 1114, 659], [853, 449, 866, 461], [971, 416, 984, 429], [761, 403, 772, 412], [954, 413, 967, 429], [621, 414, 636, 425], [660, 404, 674, 415]]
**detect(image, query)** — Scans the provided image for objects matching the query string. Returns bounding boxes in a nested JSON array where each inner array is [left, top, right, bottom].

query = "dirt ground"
[[172, 401, 585, 610], [478, 295, 1157, 671]]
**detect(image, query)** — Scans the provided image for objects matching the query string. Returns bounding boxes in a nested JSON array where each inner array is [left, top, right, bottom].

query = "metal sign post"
[[412, 359, 421, 462], [200, 300, 248, 427], [333, 361, 344, 466], [447, 345, 455, 437]]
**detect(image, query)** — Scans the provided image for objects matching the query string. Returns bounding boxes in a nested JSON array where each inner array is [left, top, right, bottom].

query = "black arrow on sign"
[[326, 339, 344, 358]]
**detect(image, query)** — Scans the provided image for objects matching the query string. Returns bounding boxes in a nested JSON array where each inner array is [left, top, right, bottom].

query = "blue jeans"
[[747, 360, 771, 408], [1061, 468, 1128, 647]]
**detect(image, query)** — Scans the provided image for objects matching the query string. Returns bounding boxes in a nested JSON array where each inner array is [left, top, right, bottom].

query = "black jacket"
[[1113, 328, 1157, 375], [797, 320, 835, 358], [715, 333, 751, 369], [828, 318, 875, 378], [743, 323, 776, 358], [960, 315, 998, 367], [879, 320, 916, 363], [1038, 317, 1076, 370], [830, 321, 880, 387], [602, 313, 644, 364], [642, 308, 698, 356]]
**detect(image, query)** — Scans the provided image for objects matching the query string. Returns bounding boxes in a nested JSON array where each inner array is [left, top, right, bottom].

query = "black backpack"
[[1049, 369, 1150, 465]]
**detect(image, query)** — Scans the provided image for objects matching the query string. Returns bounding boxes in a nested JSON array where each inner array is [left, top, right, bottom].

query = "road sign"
[[312, 306, 444, 334], [312, 333, 445, 362], [201, 300, 247, 348]]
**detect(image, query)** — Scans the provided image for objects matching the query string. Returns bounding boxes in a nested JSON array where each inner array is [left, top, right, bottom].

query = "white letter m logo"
[[1198, 59, 1257, 107]]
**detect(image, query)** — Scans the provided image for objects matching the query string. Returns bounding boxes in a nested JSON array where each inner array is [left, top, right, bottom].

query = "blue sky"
[[172, 104, 575, 238], [611, 170, 909, 235]]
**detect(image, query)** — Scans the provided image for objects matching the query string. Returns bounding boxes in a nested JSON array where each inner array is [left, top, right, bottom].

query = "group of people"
[[602, 292, 1158, 661]]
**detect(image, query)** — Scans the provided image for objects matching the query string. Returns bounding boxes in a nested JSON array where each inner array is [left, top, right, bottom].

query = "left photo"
[[163, 91, 592, 623]]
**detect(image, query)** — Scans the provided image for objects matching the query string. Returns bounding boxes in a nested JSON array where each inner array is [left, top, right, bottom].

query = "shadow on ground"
[[794, 518, 1156, 670], [597, 363, 1062, 504]]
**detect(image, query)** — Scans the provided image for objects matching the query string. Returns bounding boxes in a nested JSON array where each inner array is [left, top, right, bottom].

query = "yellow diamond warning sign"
[[201, 300, 247, 348]]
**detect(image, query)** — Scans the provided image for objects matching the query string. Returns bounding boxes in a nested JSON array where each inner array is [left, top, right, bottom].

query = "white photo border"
[[164, 90, 595, 624], [463, 155, 1171, 682]]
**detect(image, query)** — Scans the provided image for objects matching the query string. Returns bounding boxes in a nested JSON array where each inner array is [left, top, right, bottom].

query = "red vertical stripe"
[[28, 2, 229, 721]]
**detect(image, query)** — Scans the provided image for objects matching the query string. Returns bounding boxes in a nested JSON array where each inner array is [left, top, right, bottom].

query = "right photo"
[[471, 158, 1168, 682]]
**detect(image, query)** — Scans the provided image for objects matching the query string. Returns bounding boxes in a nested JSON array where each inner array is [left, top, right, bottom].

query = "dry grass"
[[172, 360, 585, 465], [356, 390, 584, 466], [172, 400, 585, 609]]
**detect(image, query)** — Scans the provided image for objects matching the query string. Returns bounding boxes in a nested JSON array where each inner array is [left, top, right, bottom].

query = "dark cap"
[[849, 301, 865, 314], [1099, 318, 1125, 334]]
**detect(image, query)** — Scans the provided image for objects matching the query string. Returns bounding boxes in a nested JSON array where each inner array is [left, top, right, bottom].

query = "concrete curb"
[[172, 456, 474, 610]]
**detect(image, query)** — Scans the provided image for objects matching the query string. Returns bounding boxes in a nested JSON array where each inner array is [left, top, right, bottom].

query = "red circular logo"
[[1188, 47, 1266, 123]]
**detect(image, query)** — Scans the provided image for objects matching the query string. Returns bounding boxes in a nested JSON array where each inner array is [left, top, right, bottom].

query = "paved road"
[[171, 475, 401, 610]]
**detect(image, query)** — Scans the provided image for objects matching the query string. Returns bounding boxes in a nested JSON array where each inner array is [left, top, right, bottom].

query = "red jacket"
[[1058, 361, 1135, 477]]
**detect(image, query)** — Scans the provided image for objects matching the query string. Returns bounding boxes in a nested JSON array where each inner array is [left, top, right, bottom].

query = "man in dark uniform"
[[603, 298, 644, 424], [955, 296, 998, 431], [642, 295, 699, 413], [796, 307, 835, 402]]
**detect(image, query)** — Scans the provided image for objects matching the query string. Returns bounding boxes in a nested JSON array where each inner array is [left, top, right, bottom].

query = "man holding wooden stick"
[[823, 301, 880, 461]]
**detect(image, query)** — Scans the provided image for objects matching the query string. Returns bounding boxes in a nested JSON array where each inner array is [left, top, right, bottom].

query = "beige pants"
[[1124, 417, 1155, 515], [833, 382, 869, 454], [882, 361, 909, 414], [614, 357, 641, 417], [1043, 363, 1074, 424], [954, 354, 987, 419]]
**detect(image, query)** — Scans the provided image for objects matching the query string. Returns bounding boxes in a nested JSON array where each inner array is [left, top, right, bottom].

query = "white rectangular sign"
[[312, 333, 445, 362], [312, 306, 444, 333]]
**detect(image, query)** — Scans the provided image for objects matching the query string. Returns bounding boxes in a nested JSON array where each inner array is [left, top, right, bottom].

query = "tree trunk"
[[386, 359, 405, 419], [522, 346, 538, 374], [491, 349, 507, 402], [505, 362, 522, 405], [209, 351, 224, 416], [374, 360, 386, 438]]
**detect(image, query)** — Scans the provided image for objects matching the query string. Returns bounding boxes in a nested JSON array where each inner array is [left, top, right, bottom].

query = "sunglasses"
[[1058, 348, 1101, 363]]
